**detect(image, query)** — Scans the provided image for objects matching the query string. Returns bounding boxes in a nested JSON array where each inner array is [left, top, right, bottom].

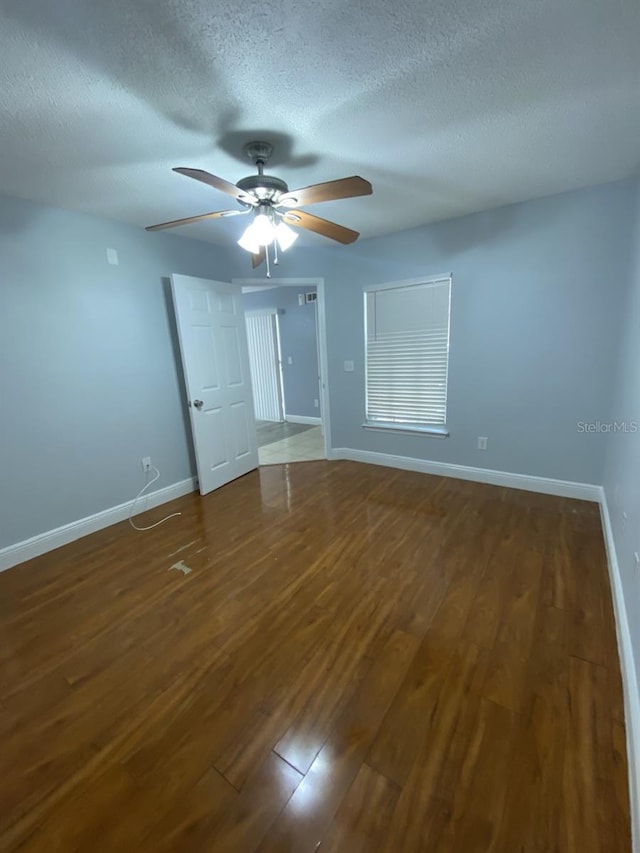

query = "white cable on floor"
[[128, 464, 182, 531]]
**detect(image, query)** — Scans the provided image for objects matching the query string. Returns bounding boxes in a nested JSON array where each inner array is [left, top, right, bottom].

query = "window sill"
[[362, 422, 450, 438]]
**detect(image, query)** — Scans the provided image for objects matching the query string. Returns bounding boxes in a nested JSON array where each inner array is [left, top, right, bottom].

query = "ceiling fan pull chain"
[[273, 232, 279, 266], [265, 243, 271, 278]]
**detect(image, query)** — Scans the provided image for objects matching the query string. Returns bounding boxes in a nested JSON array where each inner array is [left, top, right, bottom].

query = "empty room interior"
[[1, 0, 639, 850]]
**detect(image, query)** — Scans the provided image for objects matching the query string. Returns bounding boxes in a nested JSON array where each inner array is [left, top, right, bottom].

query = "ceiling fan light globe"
[[252, 213, 277, 246], [237, 225, 262, 254], [275, 222, 298, 251]]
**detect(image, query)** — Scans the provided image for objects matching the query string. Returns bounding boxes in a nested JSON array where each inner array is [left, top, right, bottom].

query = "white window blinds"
[[365, 277, 451, 427]]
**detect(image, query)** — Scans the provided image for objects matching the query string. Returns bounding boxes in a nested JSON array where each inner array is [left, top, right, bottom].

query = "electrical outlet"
[[344, 360, 354, 372], [314, 398, 319, 408], [141, 456, 152, 472], [477, 436, 488, 450], [287, 356, 293, 365]]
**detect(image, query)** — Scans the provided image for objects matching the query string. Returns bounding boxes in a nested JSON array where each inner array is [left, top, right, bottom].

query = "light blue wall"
[[0, 194, 239, 548], [239, 180, 636, 484], [1, 180, 635, 552], [603, 179, 640, 704], [242, 286, 319, 419]]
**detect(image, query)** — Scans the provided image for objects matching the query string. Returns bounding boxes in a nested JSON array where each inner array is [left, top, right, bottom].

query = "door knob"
[[193, 400, 204, 410]]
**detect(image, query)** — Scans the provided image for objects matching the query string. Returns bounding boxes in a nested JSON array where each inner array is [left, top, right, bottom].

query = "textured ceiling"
[[0, 0, 639, 245]]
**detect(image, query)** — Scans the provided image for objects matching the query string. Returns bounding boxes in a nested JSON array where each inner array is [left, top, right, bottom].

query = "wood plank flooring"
[[0, 461, 630, 851]]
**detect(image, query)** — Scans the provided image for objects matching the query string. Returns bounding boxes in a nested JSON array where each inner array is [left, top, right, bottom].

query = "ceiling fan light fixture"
[[252, 212, 277, 245], [275, 222, 298, 251], [238, 210, 277, 253], [237, 225, 262, 254]]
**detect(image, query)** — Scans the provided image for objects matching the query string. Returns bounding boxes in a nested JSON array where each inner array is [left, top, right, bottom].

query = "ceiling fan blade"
[[282, 210, 360, 244], [145, 209, 249, 232], [277, 176, 372, 208], [173, 167, 256, 205], [252, 246, 266, 268]]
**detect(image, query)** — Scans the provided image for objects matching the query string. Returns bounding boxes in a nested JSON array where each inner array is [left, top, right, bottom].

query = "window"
[[364, 276, 451, 434]]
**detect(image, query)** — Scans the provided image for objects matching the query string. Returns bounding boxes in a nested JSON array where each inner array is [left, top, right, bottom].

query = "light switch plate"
[[106, 248, 119, 265]]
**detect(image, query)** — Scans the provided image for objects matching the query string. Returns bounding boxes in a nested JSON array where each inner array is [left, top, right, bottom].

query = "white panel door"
[[245, 313, 284, 422], [171, 275, 258, 495]]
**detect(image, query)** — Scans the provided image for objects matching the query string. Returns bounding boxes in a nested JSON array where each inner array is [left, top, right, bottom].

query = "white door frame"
[[233, 277, 331, 459]]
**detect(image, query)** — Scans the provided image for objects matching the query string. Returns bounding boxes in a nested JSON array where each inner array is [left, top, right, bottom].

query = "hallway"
[[256, 421, 324, 465]]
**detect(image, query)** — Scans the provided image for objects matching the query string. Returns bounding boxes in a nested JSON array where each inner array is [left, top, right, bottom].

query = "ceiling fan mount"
[[145, 140, 373, 273], [243, 140, 274, 166]]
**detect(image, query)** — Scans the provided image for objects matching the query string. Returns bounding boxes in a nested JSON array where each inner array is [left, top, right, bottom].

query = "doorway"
[[237, 277, 329, 466]]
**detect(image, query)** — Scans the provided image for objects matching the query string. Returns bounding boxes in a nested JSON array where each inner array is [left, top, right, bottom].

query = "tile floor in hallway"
[[255, 420, 314, 446], [258, 425, 324, 465]]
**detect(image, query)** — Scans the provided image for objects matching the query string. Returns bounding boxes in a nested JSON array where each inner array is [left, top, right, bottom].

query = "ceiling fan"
[[146, 141, 372, 275]]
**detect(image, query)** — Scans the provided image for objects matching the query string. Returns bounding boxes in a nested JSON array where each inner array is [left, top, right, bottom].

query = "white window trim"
[[363, 273, 452, 436], [362, 273, 452, 294], [362, 422, 450, 438]]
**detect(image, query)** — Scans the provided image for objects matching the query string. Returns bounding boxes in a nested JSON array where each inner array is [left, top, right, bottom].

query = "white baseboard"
[[286, 415, 322, 426], [599, 490, 640, 853], [328, 447, 601, 501], [0, 477, 197, 574]]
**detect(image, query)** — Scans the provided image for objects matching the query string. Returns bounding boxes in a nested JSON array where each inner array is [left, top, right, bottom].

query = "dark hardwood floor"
[[0, 461, 630, 851]]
